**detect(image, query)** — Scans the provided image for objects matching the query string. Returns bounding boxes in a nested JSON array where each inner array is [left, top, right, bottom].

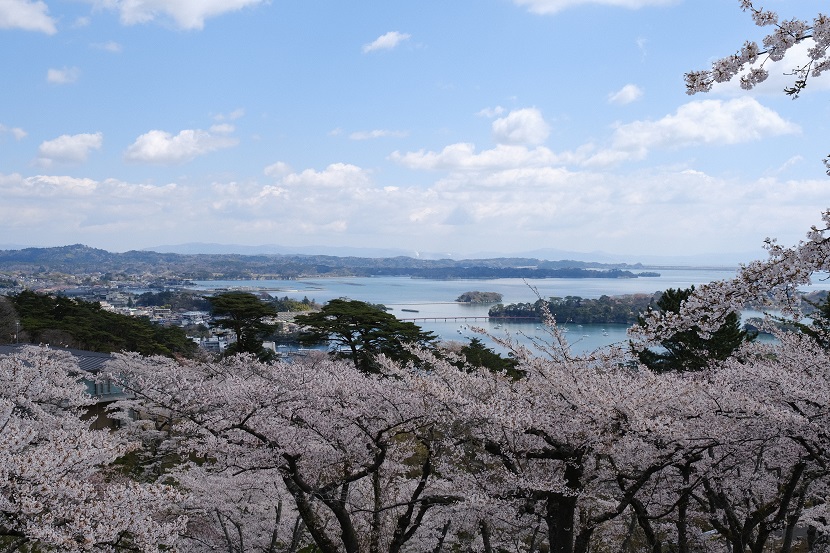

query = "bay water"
[[193, 268, 764, 355]]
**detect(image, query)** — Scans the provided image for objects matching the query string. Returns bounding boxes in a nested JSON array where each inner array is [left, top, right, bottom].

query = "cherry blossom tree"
[[0, 346, 184, 552], [107, 352, 469, 553]]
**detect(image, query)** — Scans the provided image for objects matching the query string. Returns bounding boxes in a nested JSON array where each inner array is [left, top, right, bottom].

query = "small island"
[[456, 291, 504, 304]]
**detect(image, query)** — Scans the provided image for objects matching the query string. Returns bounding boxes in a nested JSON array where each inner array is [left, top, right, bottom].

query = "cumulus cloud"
[[588, 97, 798, 165], [0, 0, 56, 33], [124, 126, 238, 164], [492, 108, 550, 145], [349, 129, 408, 140], [263, 161, 291, 177], [109, 0, 266, 30], [477, 106, 506, 118], [390, 143, 591, 172], [47, 67, 81, 84], [0, 172, 186, 246], [513, 0, 677, 15], [36, 132, 103, 166], [1, 161, 824, 257], [0, 124, 26, 140], [608, 84, 643, 105], [281, 163, 372, 189], [362, 31, 411, 53]]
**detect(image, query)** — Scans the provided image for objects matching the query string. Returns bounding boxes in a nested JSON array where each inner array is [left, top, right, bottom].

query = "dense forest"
[[490, 293, 659, 324], [1, 291, 197, 357]]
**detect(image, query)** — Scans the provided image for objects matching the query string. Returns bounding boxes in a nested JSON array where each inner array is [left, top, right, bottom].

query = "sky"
[[1, 0, 829, 262]]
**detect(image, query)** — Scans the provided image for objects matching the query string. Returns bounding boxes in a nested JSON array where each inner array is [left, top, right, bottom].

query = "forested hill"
[[0, 244, 659, 280]]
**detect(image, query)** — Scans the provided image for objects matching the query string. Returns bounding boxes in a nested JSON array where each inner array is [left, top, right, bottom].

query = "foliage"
[[453, 337, 524, 380], [109, 352, 465, 553], [295, 298, 437, 373], [455, 291, 503, 303], [134, 290, 211, 311], [635, 286, 755, 373], [271, 295, 319, 312], [490, 293, 656, 324], [106, 265, 830, 553], [0, 347, 185, 551], [208, 291, 277, 360], [8, 290, 197, 357], [0, 297, 17, 345]]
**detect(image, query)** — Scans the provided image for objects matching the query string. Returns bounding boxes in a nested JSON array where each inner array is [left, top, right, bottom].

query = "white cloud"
[[263, 161, 291, 177], [124, 127, 238, 164], [0, 0, 56, 33], [0, 124, 26, 140], [36, 132, 103, 166], [1, 162, 824, 257], [109, 0, 266, 30], [588, 97, 799, 165], [608, 84, 643, 105], [477, 106, 505, 118], [92, 41, 122, 52], [213, 108, 245, 121], [281, 163, 372, 189], [491, 107, 550, 145], [362, 31, 411, 53], [513, 0, 677, 15], [209, 123, 235, 134], [0, 172, 185, 243], [47, 66, 81, 84], [349, 129, 408, 140], [390, 143, 591, 172]]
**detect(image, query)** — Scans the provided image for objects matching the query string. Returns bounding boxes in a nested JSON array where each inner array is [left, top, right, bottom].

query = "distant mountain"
[[511, 248, 763, 267], [0, 244, 662, 281], [144, 242, 446, 259], [146, 243, 761, 267]]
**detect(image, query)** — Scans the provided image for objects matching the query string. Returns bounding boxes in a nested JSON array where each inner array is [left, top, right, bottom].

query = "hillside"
[[0, 244, 660, 281]]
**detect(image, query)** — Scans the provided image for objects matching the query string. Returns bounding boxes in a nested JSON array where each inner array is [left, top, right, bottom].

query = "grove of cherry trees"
[[5, 1, 830, 551]]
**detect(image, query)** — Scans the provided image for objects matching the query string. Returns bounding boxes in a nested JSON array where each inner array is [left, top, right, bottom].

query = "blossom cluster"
[[685, 1, 830, 96]]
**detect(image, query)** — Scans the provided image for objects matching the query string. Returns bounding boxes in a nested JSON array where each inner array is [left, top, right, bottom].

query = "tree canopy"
[[7, 290, 196, 357], [208, 291, 277, 359], [635, 286, 754, 373], [294, 298, 436, 373], [454, 337, 524, 380]]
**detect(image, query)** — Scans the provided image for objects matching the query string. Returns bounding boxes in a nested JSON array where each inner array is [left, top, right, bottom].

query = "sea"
[[192, 268, 830, 355]]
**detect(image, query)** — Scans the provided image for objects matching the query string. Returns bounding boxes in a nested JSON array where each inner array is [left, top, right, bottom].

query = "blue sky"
[[1, 0, 829, 261]]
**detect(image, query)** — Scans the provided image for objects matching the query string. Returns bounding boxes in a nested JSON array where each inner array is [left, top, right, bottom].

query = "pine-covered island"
[[455, 291, 503, 303]]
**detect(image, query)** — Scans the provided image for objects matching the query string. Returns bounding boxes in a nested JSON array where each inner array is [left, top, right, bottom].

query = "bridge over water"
[[398, 316, 539, 322]]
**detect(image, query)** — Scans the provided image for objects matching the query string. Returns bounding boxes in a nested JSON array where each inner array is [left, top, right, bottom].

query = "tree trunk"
[[546, 493, 578, 553]]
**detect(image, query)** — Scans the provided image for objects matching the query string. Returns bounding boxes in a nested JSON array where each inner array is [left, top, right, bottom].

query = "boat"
[[401, 308, 419, 313]]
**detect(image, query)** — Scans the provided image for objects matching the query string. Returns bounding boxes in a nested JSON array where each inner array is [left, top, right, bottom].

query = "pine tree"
[[637, 286, 754, 373]]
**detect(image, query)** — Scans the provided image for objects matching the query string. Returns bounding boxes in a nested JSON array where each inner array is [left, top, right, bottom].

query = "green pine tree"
[[637, 286, 755, 373]]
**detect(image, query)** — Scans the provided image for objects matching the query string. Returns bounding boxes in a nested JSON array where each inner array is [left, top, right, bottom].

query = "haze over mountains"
[[0, 241, 760, 268], [144, 243, 761, 267]]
